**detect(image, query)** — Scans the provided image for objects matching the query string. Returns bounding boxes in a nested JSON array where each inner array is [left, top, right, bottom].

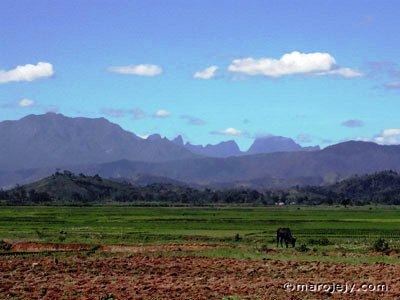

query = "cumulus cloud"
[[193, 66, 218, 79], [372, 129, 400, 145], [108, 64, 162, 76], [228, 51, 361, 78], [210, 127, 243, 137], [0, 99, 59, 112], [153, 109, 171, 118], [319, 67, 363, 78], [358, 129, 400, 145], [1, 98, 36, 108], [341, 119, 365, 128], [0, 62, 54, 83], [180, 114, 206, 126], [18, 98, 35, 107]]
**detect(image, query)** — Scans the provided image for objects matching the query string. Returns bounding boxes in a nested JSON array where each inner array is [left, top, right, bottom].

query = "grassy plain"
[[1, 205, 400, 264]]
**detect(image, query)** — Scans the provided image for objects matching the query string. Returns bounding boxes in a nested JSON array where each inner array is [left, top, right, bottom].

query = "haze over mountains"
[[171, 134, 319, 158], [0, 113, 195, 171], [172, 136, 242, 158], [0, 113, 399, 189], [72, 141, 400, 188]]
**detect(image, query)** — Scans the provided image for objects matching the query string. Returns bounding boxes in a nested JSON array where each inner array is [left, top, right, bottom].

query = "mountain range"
[[171, 134, 319, 157], [0, 113, 399, 189], [0, 113, 195, 171], [71, 141, 400, 188]]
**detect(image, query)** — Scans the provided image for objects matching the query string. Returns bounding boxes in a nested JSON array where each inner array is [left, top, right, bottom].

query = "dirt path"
[[1, 254, 399, 299]]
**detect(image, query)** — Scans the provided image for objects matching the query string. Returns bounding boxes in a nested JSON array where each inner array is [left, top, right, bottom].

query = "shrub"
[[0, 240, 12, 251], [234, 233, 242, 242], [307, 237, 332, 246], [86, 245, 101, 255], [296, 244, 309, 252], [58, 230, 67, 242], [373, 238, 389, 252], [35, 229, 46, 239]]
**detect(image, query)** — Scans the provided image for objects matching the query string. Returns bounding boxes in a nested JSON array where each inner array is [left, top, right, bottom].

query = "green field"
[[1, 205, 400, 264]]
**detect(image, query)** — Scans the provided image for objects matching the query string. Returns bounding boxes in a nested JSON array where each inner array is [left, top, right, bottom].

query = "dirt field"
[[9, 241, 217, 253], [1, 247, 399, 300]]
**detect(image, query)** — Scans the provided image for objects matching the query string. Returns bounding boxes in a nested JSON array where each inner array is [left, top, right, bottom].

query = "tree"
[[0, 189, 9, 200], [341, 198, 351, 208]]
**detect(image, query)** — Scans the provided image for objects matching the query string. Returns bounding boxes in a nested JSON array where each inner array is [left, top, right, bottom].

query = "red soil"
[[9, 241, 216, 254], [1, 254, 399, 299], [11, 242, 92, 252], [100, 243, 216, 253]]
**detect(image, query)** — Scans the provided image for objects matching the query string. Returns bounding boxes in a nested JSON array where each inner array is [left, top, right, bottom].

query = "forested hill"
[[296, 170, 400, 205], [1, 170, 400, 205]]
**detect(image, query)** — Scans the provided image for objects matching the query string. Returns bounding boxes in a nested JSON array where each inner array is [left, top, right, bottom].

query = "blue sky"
[[1, 0, 400, 150]]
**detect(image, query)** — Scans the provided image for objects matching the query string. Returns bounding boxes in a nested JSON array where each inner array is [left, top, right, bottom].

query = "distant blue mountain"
[[0, 113, 195, 171], [247, 135, 319, 154], [171, 134, 319, 158]]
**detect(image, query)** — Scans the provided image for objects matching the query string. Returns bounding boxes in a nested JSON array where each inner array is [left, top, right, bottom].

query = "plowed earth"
[[9, 241, 216, 253], [1, 251, 399, 300], [0, 243, 400, 299]]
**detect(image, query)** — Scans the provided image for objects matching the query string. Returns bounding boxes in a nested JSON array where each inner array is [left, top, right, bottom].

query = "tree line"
[[1, 170, 400, 206]]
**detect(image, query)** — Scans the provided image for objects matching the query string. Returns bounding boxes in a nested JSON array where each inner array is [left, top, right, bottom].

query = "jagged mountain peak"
[[172, 135, 184, 146], [0, 113, 195, 171]]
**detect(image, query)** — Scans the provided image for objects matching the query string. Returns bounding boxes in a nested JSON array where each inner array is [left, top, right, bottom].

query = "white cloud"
[[194, 66, 218, 79], [228, 51, 361, 78], [108, 64, 162, 76], [211, 127, 242, 137], [138, 134, 150, 139], [154, 109, 171, 118], [319, 67, 363, 78], [372, 129, 400, 145], [0, 62, 54, 83], [18, 98, 35, 107]]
